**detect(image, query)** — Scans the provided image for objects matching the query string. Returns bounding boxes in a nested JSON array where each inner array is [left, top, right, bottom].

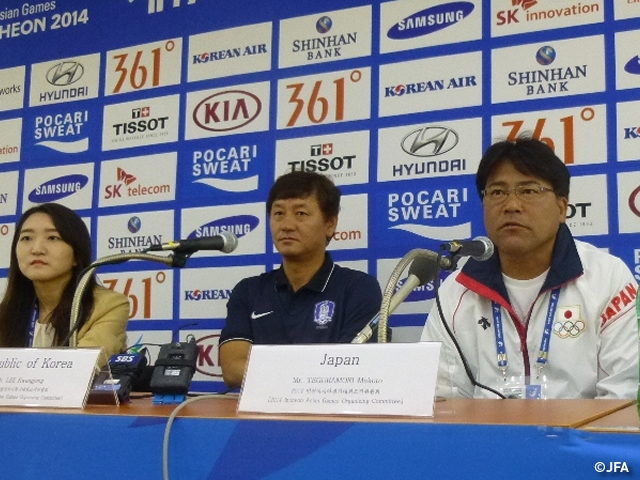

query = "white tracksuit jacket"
[[421, 224, 639, 399]]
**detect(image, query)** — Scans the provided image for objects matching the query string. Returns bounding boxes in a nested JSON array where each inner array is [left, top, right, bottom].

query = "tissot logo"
[[401, 127, 459, 157], [28, 174, 88, 203], [624, 56, 640, 75], [192, 90, 262, 132], [46, 62, 84, 87], [132, 107, 150, 119], [189, 215, 259, 239], [387, 2, 474, 39], [287, 143, 356, 173], [112, 106, 168, 136]]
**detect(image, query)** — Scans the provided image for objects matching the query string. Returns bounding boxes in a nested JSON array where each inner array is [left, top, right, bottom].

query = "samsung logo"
[[189, 215, 259, 239], [28, 174, 88, 202], [387, 2, 474, 39]]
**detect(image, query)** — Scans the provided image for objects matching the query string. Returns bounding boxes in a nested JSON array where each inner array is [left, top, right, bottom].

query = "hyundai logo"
[[46, 61, 85, 87], [401, 126, 459, 157]]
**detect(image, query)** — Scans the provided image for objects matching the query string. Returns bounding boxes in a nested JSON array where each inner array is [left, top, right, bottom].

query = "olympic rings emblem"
[[553, 320, 586, 338]]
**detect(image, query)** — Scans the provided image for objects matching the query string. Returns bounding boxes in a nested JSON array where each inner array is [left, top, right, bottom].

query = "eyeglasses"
[[481, 185, 555, 203]]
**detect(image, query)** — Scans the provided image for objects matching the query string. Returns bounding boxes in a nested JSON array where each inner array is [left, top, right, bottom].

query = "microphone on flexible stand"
[[439, 236, 494, 271], [352, 255, 437, 343], [146, 231, 238, 254]]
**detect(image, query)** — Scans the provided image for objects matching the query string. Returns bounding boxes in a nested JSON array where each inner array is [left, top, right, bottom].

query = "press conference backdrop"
[[0, 0, 638, 392]]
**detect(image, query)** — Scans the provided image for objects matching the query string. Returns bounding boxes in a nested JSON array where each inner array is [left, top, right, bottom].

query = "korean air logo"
[[184, 289, 231, 301], [46, 62, 85, 87], [401, 126, 459, 157], [624, 56, 640, 75], [387, 2, 474, 39], [189, 215, 259, 239], [28, 174, 88, 202], [193, 90, 262, 132], [536, 46, 556, 66]]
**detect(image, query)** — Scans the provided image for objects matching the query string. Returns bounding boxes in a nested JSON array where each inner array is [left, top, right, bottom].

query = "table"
[[0, 397, 638, 479]]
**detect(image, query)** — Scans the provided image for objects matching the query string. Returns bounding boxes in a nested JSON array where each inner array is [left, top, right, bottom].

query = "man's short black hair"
[[476, 137, 570, 199], [267, 171, 341, 219]]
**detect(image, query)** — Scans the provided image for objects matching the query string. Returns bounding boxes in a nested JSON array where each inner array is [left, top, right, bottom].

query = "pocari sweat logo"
[[387, 2, 475, 39], [188, 215, 259, 239], [28, 174, 89, 203]]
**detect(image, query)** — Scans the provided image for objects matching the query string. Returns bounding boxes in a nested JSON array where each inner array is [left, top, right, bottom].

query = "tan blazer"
[[77, 285, 130, 359]]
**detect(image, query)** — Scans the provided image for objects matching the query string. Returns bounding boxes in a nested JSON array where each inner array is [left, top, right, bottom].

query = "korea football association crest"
[[314, 300, 335, 326]]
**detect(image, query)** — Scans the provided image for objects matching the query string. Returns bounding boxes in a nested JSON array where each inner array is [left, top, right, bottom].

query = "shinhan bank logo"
[[129, 0, 197, 14]]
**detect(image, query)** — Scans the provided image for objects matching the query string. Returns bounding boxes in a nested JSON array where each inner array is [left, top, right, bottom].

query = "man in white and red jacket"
[[422, 137, 638, 399]]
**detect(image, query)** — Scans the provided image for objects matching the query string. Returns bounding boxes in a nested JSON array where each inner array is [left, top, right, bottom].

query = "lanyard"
[[28, 302, 39, 348], [492, 287, 560, 380]]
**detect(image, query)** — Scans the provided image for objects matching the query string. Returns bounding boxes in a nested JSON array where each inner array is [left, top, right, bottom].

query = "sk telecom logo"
[[118, 167, 137, 185], [131, 0, 197, 14], [104, 168, 136, 199]]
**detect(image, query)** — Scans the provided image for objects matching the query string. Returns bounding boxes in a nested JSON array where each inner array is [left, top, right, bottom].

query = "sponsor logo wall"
[[0, 0, 638, 392]]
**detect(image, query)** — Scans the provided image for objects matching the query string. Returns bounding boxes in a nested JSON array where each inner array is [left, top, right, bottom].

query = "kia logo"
[[401, 127, 459, 157], [629, 185, 640, 217], [193, 90, 262, 132], [46, 61, 85, 86]]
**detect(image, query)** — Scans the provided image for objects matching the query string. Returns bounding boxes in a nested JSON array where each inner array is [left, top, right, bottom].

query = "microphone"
[[147, 231, 238, 254], [440, 236, 494, 270], [352, 255, 437, 344]]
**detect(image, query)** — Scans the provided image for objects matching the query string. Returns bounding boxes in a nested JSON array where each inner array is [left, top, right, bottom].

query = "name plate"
[[0, 348, 102, 408], [238, 342, 441, 417]]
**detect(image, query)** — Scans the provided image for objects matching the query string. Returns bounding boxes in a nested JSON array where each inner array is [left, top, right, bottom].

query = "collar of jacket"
[[455, 223, 584, 306]]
